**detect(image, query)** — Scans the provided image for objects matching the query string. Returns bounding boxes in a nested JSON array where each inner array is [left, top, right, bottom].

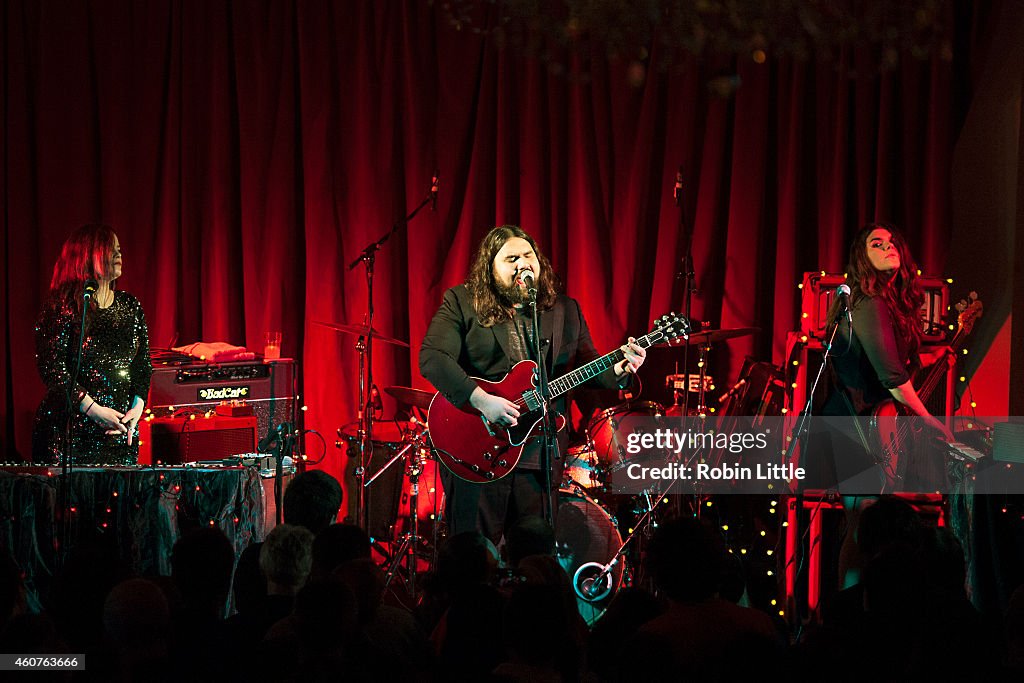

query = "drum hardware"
[[555, 488, 628, 626], [363, 419, 439, 605]]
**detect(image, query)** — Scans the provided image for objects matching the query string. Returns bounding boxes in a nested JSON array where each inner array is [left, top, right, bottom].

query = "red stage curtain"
[[2, 2, 964, 509]]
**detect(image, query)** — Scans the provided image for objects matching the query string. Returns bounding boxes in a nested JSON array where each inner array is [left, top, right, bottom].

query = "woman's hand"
[[87, 404, 128, 437], [120, 397, 145, 445]]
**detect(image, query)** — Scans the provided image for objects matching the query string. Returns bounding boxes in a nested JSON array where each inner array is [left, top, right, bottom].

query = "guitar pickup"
[[522, 390, 542, 412]]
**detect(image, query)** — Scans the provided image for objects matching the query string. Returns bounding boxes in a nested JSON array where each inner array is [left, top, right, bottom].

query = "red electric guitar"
[[871, 292, 983, 489], [427, 313, 691, 483]]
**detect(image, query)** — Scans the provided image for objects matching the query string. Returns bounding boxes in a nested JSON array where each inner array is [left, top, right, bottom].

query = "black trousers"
[[441, 463, 562, 545]]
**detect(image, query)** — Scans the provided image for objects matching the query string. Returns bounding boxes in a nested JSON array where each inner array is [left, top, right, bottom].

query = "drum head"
[[586, 401, 665, 472], [556, 489, 625, 626]]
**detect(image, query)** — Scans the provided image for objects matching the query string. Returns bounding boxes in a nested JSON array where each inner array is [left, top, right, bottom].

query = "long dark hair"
[[833, 222, 924, 350], [48, 224, 118, 318], [466, 225, 559, 327]]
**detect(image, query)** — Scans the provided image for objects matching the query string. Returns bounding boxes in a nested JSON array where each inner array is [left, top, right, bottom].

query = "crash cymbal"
[[384, 386, 435, 411], [313, 320, 410, 348], [669, 327, 759, 345]]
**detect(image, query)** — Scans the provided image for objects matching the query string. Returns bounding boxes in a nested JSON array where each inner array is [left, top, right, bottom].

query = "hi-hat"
[[384, 386, 435, 411], [313, 320, 410, 348], [669, 327, 759, 345]]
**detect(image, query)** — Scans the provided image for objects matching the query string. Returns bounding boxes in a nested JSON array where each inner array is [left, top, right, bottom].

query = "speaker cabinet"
[[138, 415, 257, 465], [147, 359, 299, 448]]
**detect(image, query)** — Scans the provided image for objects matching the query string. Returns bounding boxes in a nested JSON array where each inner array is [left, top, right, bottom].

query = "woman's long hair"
[[466, 226, 559, 327], [834, 222, 924, 351], [48, 224, 118, 318]]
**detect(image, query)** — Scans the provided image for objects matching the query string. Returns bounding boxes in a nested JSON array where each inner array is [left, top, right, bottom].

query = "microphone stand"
[[347, 174, 437, 529], [673, 167, 697, 418], [783, 305, 847, 470], [59, 282, 96, 562], [526, 281, 557, 530]]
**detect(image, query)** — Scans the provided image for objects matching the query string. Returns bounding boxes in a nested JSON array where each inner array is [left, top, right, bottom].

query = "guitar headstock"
[[651, 313, 691, 345], [954, 291, 983, 335]]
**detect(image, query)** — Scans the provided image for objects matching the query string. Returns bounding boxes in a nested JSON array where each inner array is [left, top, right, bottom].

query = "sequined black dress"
[[33, 290, 152, 465]]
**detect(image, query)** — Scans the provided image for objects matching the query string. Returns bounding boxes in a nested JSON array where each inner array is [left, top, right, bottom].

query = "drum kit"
[[318, 318, 772, 620]]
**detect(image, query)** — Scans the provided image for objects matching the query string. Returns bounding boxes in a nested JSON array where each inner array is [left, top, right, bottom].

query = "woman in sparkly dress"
[[33, 224, 152, 465]]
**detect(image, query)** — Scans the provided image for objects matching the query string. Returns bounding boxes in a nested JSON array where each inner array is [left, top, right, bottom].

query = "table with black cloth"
[[0, 465, 265, 611]]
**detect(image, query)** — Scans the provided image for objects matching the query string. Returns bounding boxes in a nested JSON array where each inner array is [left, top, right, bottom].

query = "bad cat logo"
[[198, 386, 250, 401]]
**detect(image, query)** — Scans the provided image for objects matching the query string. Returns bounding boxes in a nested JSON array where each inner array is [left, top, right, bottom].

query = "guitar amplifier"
[[800, 272, 949, 342], [147, 359, 298, 446], [138, 415, 258, 465]]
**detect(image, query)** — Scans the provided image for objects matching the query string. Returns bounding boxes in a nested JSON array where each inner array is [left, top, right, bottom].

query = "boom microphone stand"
[[347, 172, 439, 529]]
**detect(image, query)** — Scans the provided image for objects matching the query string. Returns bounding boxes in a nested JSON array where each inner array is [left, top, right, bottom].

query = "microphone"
[[258, 422, 294, 453], [83, 278, 99, 300], [430, 170, 440, 211], [521, 271, 537, 299], [835, 284, 852, 323], [674, 167, 683, 207], [718, 378, 747, 405]]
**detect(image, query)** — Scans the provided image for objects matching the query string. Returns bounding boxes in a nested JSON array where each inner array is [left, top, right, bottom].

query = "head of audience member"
[[923, 527, 967, 599], [857, 495, 925, 560], [334, 558, 385, 626], [170, 527, 235, 617], [311, 523, 371, 580], [505, 515, 555, 567], [103, 578, 170, 673], [282, 470, 343, 536], [432, 531, 499, 596], [0, 552, 26, 633], [260, 524, 315, 596], [645, 516, 726, 603], [502, 583, 581, 680], [46, 531, 129, 650]]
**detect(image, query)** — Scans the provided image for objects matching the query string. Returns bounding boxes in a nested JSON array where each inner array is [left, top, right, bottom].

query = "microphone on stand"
[[521, 271, 537, 300], [834, 284, 852, 323], [83, 278, 99, 300], [430, 170, 440, 211]]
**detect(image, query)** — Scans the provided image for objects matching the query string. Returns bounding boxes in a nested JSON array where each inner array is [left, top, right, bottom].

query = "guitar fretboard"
[[546, 330, 665, 399]]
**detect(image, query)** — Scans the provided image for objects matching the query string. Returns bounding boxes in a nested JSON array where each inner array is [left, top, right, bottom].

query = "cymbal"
[[338, 420, 418, 444], [384, 386, 435, 411], [669, 327, 759, 345], [313, 320, 410, 348]]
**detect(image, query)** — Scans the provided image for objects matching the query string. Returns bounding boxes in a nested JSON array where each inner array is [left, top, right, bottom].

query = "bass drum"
[[587, 401, 665, 472], [556, 488, 627, 626]]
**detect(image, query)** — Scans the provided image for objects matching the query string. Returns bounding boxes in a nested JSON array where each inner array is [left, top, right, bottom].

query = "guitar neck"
[[546, 330, 663, 399], [918, 328, 966, 403]]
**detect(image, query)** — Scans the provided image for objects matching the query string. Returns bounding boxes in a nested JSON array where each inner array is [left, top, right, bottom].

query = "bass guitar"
[[428, 313, 690, 483], [871, 292, 983, 489]]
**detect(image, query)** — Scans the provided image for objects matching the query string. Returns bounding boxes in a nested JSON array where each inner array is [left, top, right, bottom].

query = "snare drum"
[[556, 488, 627, 626], [587, 401, 665, 472]]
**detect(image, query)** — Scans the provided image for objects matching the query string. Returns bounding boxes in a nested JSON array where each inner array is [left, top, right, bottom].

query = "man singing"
[[419, 225, 645, 544]]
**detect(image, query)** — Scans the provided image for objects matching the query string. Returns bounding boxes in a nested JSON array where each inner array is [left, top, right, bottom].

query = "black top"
[[33, 290, 152, 464], [826, 295, 913, 416]]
